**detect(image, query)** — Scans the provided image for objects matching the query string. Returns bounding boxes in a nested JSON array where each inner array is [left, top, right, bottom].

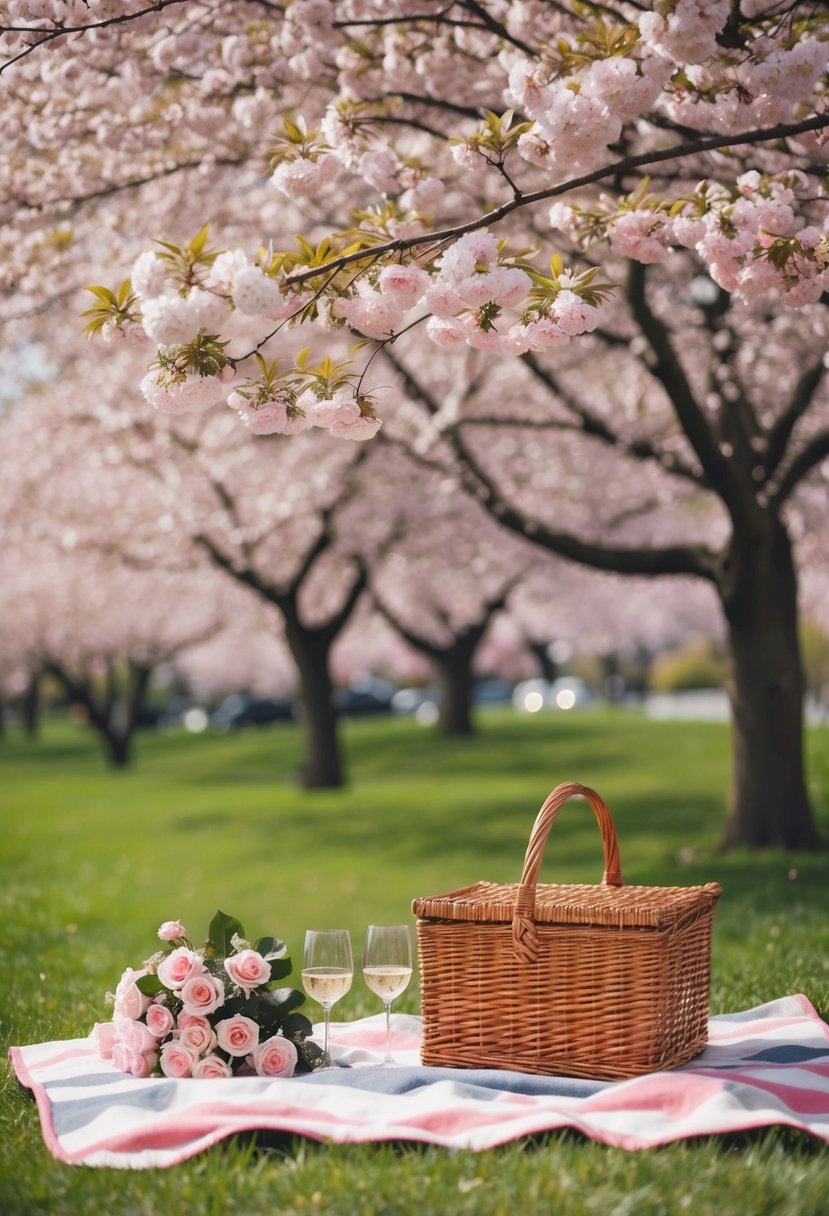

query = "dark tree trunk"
[[720, 519, 821, 850], [284, 620, 343, 789], [21, 673, 40, 739], [103, 727, 132, 768], [528, 640, 558, 683], [435, 652, 474, 737]]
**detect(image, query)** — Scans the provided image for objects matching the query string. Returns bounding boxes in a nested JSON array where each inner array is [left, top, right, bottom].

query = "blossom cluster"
[[550, 171, 829, 307], [94, 911, 323, 1079]]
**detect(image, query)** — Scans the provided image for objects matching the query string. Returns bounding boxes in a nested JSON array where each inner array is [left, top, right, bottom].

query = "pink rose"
[[117, 1017, 159, 1055], [178, 1018, 217, 1055], [93, 1021, 117, 1059], [180, 973, 226, 1016], [158, 920, 186, 941], [159, 1041, 196, 1078], [216, 1015, 260, 1057], [113, 966, 152, 1020], [192, 1053, 233, 1079], [157, 947, 205, 991], [145, 1003, 175, 1039], [128, 1050, 158, 1079], [112, 1041, 157, 1077], [249, 1035, 298, 1078], [224, 949, 271, 992]]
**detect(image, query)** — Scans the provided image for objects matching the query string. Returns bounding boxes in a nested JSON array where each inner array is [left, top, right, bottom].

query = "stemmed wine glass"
[[362, 924, 413, 1067], [302, 929, 353, 1069]]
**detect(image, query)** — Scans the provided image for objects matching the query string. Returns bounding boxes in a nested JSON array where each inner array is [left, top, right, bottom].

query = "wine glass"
[[362, 924, 413, 1067], [302, 929, 353, 1068]]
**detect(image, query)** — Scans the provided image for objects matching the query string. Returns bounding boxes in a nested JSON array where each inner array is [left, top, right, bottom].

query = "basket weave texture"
[[412, 782, 722, 1080]]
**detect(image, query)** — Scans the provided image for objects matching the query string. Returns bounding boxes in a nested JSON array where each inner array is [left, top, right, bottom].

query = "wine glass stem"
[[323, 1004, 331, 1062], [384, 1000, 393, 1065]]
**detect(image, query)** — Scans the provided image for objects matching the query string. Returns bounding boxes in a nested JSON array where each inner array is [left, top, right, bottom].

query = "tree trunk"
[[21, 673, 40, 739], [720, 519, 821, 850], [285, 621, 343, 789], [103, 727, 132, 768], [528, 640, 558, 683], [435, 652, 474, 737]]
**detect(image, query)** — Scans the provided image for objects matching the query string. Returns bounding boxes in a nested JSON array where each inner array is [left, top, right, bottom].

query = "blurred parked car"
[[472, 678, 515, 706], [512, 677, 594, 713], [210, 694, 296, 731], [335, 677, 396, 717]]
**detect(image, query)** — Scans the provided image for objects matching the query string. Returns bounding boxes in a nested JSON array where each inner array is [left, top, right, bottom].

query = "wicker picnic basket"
[[412, 782, 722, 1080]]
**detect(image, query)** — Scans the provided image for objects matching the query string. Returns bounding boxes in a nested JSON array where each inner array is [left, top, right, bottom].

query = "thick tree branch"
[[382, 346, 719, 581], [771, 428, 829, 508], [627, 262, 758, 530], [765, 359, 827, 481], [520, 352, 706, 486]]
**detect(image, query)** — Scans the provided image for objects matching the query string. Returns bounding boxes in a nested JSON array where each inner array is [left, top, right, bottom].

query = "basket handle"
[[512, 782, 624, 963]]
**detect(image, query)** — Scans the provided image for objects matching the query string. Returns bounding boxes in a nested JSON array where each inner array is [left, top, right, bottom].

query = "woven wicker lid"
[[412, 879, 722, 930]]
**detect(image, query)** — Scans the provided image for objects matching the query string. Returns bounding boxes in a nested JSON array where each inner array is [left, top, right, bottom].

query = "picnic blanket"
[[8, 994, 829, 1169]]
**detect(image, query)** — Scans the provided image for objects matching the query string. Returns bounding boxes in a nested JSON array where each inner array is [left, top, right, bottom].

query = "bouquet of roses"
[[94, 910, 323, 1079]]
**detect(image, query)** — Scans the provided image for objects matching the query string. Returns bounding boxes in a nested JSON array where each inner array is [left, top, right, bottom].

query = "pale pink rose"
[[249, 1035, 298, 1078], [111, 1041, 131, 1074], [157, 920, 186, 941], [216, 1015, 260, 1057], [180, 973, 226, 1017], [224, 949, 272, 992], [192, 1053, 233, 1079], [129, 1050, 158, 1079], [112, 1040, 157, 1077], [113, 967, 152, 1020], [159, 1041, 196, 1078], [157, 947, 205, 991], [117, 1017, 158, 1055], [93, 1021, 117, 1059], [145, 1003, 175, 1039], [178, 1020, 218, 1055]]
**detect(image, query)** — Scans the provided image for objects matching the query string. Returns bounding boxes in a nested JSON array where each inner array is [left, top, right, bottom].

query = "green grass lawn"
[[2, 708, 828, 1215]]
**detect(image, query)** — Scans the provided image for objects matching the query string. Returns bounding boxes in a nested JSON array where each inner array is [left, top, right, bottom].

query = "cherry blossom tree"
[[368, 468, 531, 734], [2, 1, 828, 845]]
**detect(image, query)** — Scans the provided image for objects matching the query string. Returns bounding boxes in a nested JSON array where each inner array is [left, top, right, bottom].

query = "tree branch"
[[771, 428, 829, 508], [281, 111, 829, 289], [765, 359, 827, 481], [382, 346, 719, 581], [627, 262, 756, 529]]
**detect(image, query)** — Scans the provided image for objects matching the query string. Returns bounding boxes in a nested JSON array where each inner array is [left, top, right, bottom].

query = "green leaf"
[[136, 974, 166, 997], [206, 909, 245, 957], [187, 224, 210, 256], [253, 935, 288, 961], [267, 957, 293, 982], [84, 284, 118, 305], [221, 992, 259, 1020], [281, 1011, 313, 1039], [257, 987, 305, 1031]]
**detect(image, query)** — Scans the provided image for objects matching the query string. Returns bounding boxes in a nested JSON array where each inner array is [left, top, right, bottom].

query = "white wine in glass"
[[362, 924, 413, 1066], [302, 929, 353, 1068]]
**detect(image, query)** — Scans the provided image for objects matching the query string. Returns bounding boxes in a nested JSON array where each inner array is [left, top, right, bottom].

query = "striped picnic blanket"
[[8, 994, 829, 1169]]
